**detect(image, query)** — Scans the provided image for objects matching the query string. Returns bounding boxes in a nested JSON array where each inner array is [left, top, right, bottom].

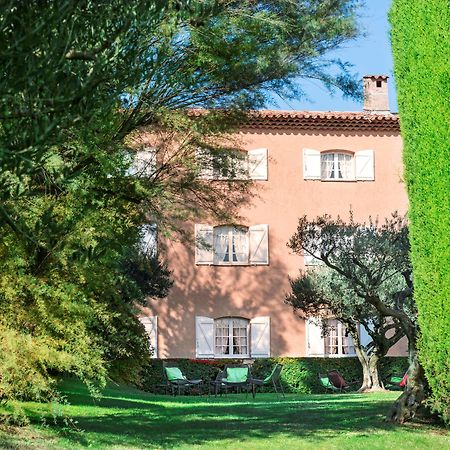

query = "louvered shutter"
[[355, 149, 374, 180], [195, 224, 214, 264], [303, 148, 321, 179], [248, 148, 268, 180], [307, 318, 325, 356], [250, 316, 270, 357], [249, 224, 269, 265], [195, 316, 215, 358], [139, 316, 158, 358]]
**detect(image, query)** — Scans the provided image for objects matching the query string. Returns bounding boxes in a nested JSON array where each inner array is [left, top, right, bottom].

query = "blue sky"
[[274, 0, 397, 112]]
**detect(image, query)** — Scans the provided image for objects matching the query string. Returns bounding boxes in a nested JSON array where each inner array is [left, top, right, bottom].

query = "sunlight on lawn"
[[0, 380, 448, 449]]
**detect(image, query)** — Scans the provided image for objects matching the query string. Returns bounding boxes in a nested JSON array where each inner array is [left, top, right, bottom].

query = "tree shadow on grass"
[[39, 391, 424, 449]]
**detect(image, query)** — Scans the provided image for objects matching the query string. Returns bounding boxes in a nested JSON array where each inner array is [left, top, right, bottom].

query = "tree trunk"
[[386, 347, 426, 423], [352, 332, 385, 392]]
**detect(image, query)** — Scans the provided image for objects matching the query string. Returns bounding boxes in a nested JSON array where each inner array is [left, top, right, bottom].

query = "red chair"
[[399, 373, 408, 388], [327, 370, 360, 392]]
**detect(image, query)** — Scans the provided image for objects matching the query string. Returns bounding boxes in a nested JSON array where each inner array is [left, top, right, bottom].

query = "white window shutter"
[[140, 224, 157, 257], [304, 251, 321, 267], [139, 316, 158, 358], [195, 224, 214, 265], [355, 149, 374, 180], [196, 148, 214, 179], [359, 322, 373, 348], [249, 224, 269, 265], [303, 148, 321, 180], [134, 147, 157, 177], [195, 316, 215, 358], [248, 148, 268, 180], [307, 318, 325, 356], [250, 316, 270, 357]]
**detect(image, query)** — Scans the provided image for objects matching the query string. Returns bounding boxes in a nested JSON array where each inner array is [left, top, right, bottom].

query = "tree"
[[286, 267, 405, 392], [0, 0, 364, 406], [390, 0, 449, 423], [287, 213, 426, 422]]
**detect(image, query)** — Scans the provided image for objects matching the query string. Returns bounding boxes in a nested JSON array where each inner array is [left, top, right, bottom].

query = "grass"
[[0, 380, 448, 449]]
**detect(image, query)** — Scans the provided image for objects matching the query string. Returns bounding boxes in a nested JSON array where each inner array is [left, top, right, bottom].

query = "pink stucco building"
[[138, 75, 408, 360]]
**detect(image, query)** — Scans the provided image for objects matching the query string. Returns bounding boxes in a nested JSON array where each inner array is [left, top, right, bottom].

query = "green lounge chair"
[[385, 373, 407, 390], [163, 362, 202, 396], [251, 364, 285, 397], [220, 364, 253, 397]]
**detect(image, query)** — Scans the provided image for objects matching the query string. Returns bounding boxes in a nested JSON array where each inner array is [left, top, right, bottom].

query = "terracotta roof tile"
[[188, 109, 400, 132], [244, 110, 400, 131]]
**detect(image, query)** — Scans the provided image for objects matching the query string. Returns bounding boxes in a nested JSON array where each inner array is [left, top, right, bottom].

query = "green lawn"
[[0, 380, 448, 449]]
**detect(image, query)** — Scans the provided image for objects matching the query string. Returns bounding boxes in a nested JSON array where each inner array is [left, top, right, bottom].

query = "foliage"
[[390, 0, 450, 423], [140, 357, 408, 394], [287, 213, 427, 421], [0, 0, 363, 406], [286, 227, 408, 390]]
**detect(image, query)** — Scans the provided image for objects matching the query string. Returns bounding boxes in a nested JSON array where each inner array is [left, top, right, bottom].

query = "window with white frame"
[[195, 224, 269, 266], [214, 317, 249, 357], [321, 152, 353, 180], [303, 148, 374, 181], [307, 317, 356, 357], [324, 319, 356, 356], [195, 316, 270, 358], [213, 226, 248, 265]]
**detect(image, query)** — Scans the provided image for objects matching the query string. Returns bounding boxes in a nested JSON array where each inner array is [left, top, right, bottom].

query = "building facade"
[[139, 75, 409, 360]]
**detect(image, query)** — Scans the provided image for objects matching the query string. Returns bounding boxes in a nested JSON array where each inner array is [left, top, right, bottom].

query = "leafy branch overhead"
[[0, 0, 362, 407]]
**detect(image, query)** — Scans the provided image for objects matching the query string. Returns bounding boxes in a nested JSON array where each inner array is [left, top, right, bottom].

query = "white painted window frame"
[[214, 317, 250, 358]]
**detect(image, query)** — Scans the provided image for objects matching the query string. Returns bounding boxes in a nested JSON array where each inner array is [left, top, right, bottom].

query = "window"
[[214, 317, 249, 357], [197, 148, 268, 181], [195, 224, 269, 265], [195, 316, 270, 358], [321, 152, 353, 180], [376, 80, 382, 88], [306, 317, 356, 357], [324, 319, 355, 356], [213, 226, 248, 265], [303, 148, 374, 181]]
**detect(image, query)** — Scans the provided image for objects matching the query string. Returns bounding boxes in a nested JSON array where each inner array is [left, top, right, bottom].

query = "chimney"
[[363, 75, 390, 114]]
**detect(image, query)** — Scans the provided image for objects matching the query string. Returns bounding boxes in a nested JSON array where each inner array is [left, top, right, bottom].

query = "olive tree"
[[287, 213, 426, 422]]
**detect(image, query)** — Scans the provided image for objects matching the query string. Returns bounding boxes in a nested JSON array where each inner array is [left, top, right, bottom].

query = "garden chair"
[[327, 370, 360, 392], [163, 362, 202, 396], [209, 369, 229, 397], [220, 364, 254, 398], [318, 372, 341, 393], [250, 364, 285, 397], [385, 372, 408, 390]]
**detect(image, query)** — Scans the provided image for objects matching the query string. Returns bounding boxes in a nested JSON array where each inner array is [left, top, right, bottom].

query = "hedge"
[[390, 1, 450, 423], [139, 357, 408, 394]]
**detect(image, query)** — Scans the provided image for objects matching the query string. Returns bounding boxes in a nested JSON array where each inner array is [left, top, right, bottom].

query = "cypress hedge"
[[390, 1, 450, 422]]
